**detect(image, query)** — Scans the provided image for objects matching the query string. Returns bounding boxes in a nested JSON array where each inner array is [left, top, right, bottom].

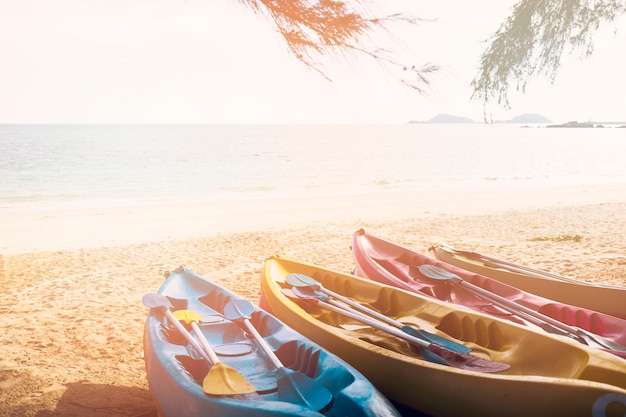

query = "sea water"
[[1, 123, 625, 211]]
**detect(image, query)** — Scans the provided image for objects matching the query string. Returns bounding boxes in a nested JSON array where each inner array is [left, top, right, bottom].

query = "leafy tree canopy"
[[239, 0, 625, 117], [471, 0, 626, 120]]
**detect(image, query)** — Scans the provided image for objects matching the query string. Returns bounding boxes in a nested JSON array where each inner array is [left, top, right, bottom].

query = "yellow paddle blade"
[[203, 362, 257, 395], [173, 309, 202, 324]]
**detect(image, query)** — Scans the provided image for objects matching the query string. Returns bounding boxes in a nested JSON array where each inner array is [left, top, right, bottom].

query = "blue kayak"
[[143, 266, 401, 417]]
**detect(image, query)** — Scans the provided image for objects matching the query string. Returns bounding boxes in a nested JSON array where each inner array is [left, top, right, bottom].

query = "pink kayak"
[[351, 228, 626, 360]]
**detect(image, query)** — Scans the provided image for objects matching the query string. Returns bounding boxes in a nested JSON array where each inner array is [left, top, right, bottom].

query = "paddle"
[[438, 244, 621, 289], [142, 293, 257, 395], [289, 286, 448, 366], [172, 309, 257, 395], [223, 299, 333, 411], [285, 273, 471, 354], [418, 264, 626, 353], [290, 283, 472, 358], [282, 288, 510, 373]]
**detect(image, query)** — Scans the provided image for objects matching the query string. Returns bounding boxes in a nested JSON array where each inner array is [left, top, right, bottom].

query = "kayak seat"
[[369, 287, 429, 317], [160, 324, 190, 347], [447, 288, 524, 324], [175, 355, 209, 383], [468, 273, 523, 300], [212, 342, 256, 357], [371, 257, 413, 284], [353, 328, 417, 358], [437, 311, 512, 350], [538, 303, 607, 334], [198, 291, 237, 315], [276, 340, 323, 378], [276, 340, 357, 393], [436, 311, 593, 378]]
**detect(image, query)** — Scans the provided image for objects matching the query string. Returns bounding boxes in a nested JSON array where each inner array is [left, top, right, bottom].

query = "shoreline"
[[1, 183, 625, 416], [2, 182, 625, 254]]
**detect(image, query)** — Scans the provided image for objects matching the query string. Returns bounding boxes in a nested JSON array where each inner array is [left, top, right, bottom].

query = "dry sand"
[[1, 183, 625, 416]]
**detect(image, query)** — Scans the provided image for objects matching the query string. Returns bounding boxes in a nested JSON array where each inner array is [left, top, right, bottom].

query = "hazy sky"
[[1, 0, 624, 124]]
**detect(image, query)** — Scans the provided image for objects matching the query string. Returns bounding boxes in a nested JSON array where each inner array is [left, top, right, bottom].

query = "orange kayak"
[[431, 242, 626, 319]]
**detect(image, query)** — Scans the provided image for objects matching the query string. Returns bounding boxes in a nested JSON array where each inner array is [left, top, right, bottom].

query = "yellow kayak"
[[431, 244, 626, 319], [261, 255, 626, 417]]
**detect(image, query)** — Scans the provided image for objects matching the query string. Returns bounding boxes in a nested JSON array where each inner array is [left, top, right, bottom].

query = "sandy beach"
[[2, 183, 626, 417]]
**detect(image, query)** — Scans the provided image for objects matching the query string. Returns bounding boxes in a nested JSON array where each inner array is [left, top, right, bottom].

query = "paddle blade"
[[203, 362, 257, 396], [223, 299, 255, 321], [401, 325, 471, 354], [173, 309, 202, 325], [142, 293, 173, 309], [575, 329, 626, 352], [418, 264, 462, 282], [277, 368, 333, 412], [428, 344, 510, 373], [281, 288, 315, 303], [285, 273, 320, 288], [292, 286, 330, 302]]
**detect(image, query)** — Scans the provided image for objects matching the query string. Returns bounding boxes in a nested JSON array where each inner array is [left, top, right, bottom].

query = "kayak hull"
[[261, 255, 626, 417], [144, 266, 401, 417], [431, 244, 626, 319], [351, 229, 626, 359]]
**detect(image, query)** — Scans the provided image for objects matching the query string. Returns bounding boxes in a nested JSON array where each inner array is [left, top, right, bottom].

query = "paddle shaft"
[[442, 245, 617, 288], [483, 259, 568, 282], [190, 321, 221, 365], [319, 286, 413, 331], [443, 246, 566, 281], [162, 309, 213, 363], [306, 287, 468, 349], [420, 266, 626, 352], [313, 297, 433, 350], [287, 277, 471, 354], [285, 289, 510, 373], [480, 258, 622, 289], [440, 245, 561, 280], [224, 299, 334, 410], [239, 317, 284, 370], [289, 274, 401, 327], [456, 278, 584, 333], [461, 286, 576, 339]]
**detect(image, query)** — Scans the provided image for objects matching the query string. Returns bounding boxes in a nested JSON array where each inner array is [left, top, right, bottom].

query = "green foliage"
[[471, 0, 626, 121], [529, 234, 583, 242], [239, 0, 626, 105]]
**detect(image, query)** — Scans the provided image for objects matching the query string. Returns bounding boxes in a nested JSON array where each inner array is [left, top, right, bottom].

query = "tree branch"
[[237, 0, 439, 93]]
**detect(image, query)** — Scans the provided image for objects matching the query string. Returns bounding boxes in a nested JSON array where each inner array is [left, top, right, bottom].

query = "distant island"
[[546, 121, 594, 128], [409, 114, 626, 127], [421, 114, 476, 124], [545, 120, 626, 128], [409, 113, 552, 124]]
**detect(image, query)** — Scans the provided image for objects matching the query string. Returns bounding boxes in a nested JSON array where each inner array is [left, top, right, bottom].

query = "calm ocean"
[[1, 124, 625, 211]]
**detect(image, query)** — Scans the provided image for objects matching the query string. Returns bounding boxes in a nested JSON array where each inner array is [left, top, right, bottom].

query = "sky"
[[1, 0, 625, 124]]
